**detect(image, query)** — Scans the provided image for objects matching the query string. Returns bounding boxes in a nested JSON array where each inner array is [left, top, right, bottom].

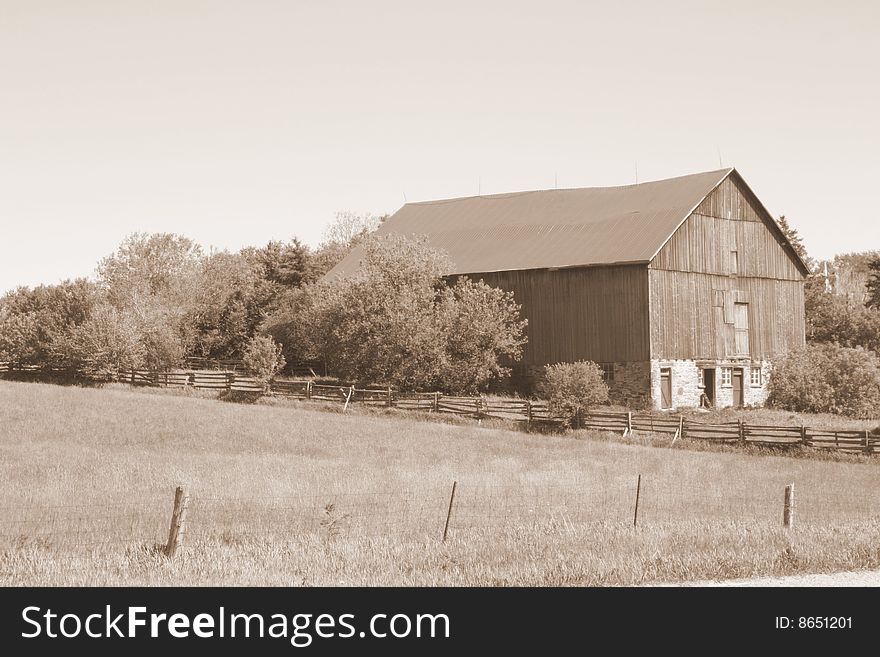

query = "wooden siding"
[[464, 265, 651, 365], [653, 174, 803, 280], [650, 171, 806, 360], [649, 270, 805, 360]]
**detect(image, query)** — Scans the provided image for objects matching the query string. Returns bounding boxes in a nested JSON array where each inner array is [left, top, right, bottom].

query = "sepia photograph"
[[1, 0, 877, 649]]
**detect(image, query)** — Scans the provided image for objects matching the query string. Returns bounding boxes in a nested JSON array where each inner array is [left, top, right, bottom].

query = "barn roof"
[[327, 168, 807, 277]]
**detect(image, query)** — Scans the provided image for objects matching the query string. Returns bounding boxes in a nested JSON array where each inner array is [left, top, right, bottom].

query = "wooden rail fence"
[[3, 362, 878, 456]]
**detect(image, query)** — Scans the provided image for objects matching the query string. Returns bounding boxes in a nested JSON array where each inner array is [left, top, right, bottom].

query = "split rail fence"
[[120, 368, 878, 456], [3, 362, 878, 456]]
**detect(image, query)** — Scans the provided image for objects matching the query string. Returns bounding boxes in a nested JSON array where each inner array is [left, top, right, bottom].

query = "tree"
[[98, 233, 203, 308], [186, 250, 272, 359], [321, 211, 383, 247], [268, 234, 527, 392], [539, 361, 610, 428], [0, 308, 39, 364], [311, 212, 386, 278], [241, 335, 286, 390], [55, 304, 146, 379], [777, 215, 812, 271], [305, 234, 451, 389], [0, 279, 98, 366], [865, 257, 880, 310], [435, 278, 527, 392], [254, 238, 315, 287], [805, 283, 880, 353], [767, 344, 880, 418]]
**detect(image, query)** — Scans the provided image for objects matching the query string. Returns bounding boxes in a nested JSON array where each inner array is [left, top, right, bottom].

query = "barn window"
[[750, 367, 763, 387], [721, 367, 732, 387], [734, 303, 750, 355], [598, 363, 615, 383], [731, 250, 739, 275]]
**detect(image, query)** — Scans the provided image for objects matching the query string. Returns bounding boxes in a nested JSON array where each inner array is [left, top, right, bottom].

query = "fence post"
[[306, 380, 312, 400], [164, 486, 190, 558], [386, 386, 393, 408], [633, 474, 642, 527], [433, 392, 440, 413], [442, 481, 457, 542], [187, 372, 195, 387], [739, 419, 745, 444], [865, 430, 872, 456], [624, 411, 632, 437], [800, 425, 808, 446], [526, 400, 532, 425], [783, 483, 794, 529], [226, 372, 234, 391]]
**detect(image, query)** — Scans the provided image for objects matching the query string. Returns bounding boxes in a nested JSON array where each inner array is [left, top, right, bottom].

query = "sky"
[[1, 0, 879, 294]]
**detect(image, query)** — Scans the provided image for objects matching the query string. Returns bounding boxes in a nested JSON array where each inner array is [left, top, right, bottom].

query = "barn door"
[[703, 368, 715, 406], [732, 368, 744, 408], [660, 368, 672, 410]]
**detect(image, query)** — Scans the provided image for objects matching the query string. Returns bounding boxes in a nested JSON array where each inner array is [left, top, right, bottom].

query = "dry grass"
[[2, 380, 880, 586]]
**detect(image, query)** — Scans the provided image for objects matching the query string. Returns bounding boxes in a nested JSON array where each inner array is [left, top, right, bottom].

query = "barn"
[[328, 168, 809, 410]]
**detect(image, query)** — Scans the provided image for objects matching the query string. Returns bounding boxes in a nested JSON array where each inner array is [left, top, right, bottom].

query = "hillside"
[[1, 380, 879, 586]]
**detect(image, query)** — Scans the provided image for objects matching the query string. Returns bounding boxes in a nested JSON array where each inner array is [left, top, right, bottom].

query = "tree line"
[[0, 213, 528, 394], [768, 220, 880, 418], [4, 211, 880, 416]]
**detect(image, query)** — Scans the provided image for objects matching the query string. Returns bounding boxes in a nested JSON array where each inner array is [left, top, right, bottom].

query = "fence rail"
[[2, 362, 878, 455]]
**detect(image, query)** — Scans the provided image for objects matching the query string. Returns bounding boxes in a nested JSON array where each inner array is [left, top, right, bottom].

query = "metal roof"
[[327, 168, 742, 277]]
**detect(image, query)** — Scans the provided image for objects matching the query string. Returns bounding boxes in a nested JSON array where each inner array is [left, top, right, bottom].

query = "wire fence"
[[1, 478, 877, 562]]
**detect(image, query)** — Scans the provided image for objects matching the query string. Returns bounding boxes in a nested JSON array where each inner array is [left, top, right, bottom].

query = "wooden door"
[[660, 368, 672, 409], [732, 368, 744, 408]]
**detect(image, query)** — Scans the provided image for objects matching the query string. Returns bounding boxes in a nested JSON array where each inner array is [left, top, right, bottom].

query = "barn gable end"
[[647, 170, 806, 407], [650, 170, 807, 280]]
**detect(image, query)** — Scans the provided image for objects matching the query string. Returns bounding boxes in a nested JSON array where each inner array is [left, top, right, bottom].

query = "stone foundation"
[[510, 359, 772, 411], [605, 361, 652, 409], [650, 359, 771, 410]]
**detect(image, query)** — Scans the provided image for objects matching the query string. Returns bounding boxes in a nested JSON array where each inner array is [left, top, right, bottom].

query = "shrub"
[[539, 361, 610, 427], [241, 335, 286, 390], [767, 344, 880, 418]]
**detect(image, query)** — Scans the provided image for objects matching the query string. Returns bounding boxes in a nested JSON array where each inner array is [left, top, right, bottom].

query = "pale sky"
[[1, 0, 878, 294]]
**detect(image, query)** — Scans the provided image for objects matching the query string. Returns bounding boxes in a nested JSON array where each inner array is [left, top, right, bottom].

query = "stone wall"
[[606, 361, 652, 409], [649, 359, 701, 409], [649, 359, 772, 410]]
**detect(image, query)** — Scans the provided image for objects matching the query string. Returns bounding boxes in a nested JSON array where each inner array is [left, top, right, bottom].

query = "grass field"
[[1, 379, 880, 586]]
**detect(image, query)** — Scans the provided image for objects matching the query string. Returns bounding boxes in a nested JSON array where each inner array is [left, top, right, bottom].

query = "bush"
[[241, 335, 286, 390], [767, 344, 880, 418], [539, 361, 610, 428]]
